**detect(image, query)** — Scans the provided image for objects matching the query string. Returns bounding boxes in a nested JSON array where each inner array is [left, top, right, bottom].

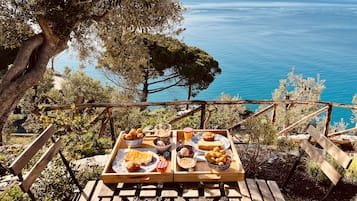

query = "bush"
[[0, 184, 30, 201], [346, 156, 357, 183], [305, 158, 329, 184]]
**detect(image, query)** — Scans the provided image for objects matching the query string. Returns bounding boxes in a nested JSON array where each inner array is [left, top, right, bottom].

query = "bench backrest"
[[303, 126, 353, 185], [9, 124, 64, 197]]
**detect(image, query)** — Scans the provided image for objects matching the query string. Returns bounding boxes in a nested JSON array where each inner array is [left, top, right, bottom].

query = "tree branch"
[[148, 73, 180, 85], [38, 17, 60, 44], [148, 78, 184, 94], [0, 34, 44, 87]]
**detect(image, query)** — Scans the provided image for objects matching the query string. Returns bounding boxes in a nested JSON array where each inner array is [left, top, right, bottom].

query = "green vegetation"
[[99, 33, 221, 102], [346, 156, 357, 183], [0, 0, 184, 145]]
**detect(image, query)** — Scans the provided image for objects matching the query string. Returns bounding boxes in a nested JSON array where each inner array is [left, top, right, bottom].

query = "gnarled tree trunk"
[[0, 32, 66, 145]]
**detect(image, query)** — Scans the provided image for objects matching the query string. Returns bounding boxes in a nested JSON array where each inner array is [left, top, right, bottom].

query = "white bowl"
[[123, 137, 144, 147], [206, 160, 231, 170]]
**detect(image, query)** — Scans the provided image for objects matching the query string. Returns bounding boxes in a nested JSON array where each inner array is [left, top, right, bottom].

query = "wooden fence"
[[43, 100, 357, 146]]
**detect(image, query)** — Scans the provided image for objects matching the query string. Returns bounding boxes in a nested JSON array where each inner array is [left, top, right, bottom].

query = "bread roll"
[[197, 140, 223, 150]]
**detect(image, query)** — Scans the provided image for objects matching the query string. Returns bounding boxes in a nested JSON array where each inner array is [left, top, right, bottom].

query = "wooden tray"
[[173, 129, 245, 182], [101, 130, 176, 184]]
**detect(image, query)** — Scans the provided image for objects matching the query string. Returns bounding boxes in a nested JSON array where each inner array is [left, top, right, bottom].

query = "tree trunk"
[[186, 84, 192, 110], [141, 69, 149, 102], [0, 34, 57, 145]]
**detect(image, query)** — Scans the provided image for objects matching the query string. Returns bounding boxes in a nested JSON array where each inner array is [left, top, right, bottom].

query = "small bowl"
[[123, 137, 144, 147], [206, 161, 231, 170], [177, 155, 197, 170], [153, 137, 172, 153], [176, 145, 195, 158]]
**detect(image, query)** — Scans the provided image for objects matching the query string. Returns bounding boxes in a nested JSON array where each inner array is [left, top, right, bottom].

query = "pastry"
[[203, 132, 215, 141], [124, 150, 153, 165], [125, 161, 141, 172], [205, 146, 231, 166], [197, 140, 223, 150]]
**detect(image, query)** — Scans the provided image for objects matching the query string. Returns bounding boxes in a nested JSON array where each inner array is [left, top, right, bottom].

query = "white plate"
[[189, 133, 231, 152], [112, 148, 159, 173]]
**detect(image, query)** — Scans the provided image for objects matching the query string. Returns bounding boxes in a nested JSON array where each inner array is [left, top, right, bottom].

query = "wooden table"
[[101, 129, 245, 183], [78, 130, 286, 201]]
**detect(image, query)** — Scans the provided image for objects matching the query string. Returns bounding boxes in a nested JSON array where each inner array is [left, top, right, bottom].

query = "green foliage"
[[305, 158, 330, 184], [34, 157, 103, 201], [346, 156, 357, 183], [0, 184, 30, 201], [205, 94, 248, 129], [237, 117, 277, 176], [98, 33, 221, 102], [272, 69, 325, 132]]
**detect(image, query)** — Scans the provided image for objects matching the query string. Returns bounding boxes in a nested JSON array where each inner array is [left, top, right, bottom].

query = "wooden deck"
[[75, 178, 285, 201]]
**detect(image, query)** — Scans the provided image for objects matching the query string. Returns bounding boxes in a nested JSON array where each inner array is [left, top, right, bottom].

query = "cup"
[[154, 123, 171, 137], [183, 127, 193, 143]]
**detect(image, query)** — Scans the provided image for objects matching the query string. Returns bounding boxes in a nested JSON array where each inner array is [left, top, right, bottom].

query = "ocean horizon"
[[55, 0, 357, 126]]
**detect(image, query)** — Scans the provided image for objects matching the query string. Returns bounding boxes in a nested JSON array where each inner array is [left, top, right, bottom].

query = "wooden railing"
[[43, 100, 357, 146]]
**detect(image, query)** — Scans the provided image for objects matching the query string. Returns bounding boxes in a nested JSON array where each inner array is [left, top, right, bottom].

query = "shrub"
[[346, 155, 357, 183], [0, 184, 30, 201], [236, 117, 276, 176], [305, 158, 329, 184]]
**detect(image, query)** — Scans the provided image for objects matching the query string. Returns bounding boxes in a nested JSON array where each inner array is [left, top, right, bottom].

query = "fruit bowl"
[[122, 128, 145, 147], [204, 146, 231, 170], [123, 137, 144, 147], [206, 160, 231, 170]]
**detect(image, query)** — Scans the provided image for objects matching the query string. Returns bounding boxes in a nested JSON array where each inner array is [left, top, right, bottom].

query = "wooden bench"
[[76, 179, 286, 201], [8, 124, 86, 200], [283, 125, 353, 201]]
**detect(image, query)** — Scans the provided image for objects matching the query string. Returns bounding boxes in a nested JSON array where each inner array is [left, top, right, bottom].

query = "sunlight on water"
[[56, 0, 357, 125]]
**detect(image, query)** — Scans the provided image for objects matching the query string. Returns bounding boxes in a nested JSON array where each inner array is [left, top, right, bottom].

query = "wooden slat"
[[98, 182, 115, 198], [277, 106, 328, 136], [79, 180, 97, 201], [21, 138, 62, 192], [89, 180, 103, 201], [237, 180, 251, 201], [139, 189, 157, 197], [246, 179, 263, 201], [204, 188, 221, 197], [256, 179, 274, 201], [182, 188, 199, 198], [308, 126, 352, 169], [267, 180, 285, 201], [161, 189, 178, 197], [10, 124, 55, 175], [300, 140, 342, 185], [118, 189, 136, 197]]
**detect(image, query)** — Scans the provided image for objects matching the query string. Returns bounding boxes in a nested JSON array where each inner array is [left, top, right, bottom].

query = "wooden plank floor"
[[77, 179, 285, 201]]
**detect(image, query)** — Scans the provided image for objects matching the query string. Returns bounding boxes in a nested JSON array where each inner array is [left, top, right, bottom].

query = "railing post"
[[108, 107, 116, 147], [200, 103, 206, 129], [324, 104, 332, 136], [272, 103, 277, 126]]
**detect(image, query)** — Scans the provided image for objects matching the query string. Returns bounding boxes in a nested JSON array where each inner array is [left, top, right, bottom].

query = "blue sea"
[[55, 0, 357, 125]]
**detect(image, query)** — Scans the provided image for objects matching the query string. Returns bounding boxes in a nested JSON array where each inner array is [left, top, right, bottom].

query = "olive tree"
[[0, 0, 184, 145]]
